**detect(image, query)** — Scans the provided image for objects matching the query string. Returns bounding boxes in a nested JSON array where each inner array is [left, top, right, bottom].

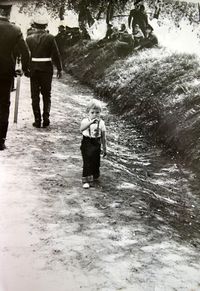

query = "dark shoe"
[[0, 143, 6, 151], [89, 181, 95, 188], [32, 121, 41, 128], [93, 174, 100, 181], [43, 119, 50, 128]]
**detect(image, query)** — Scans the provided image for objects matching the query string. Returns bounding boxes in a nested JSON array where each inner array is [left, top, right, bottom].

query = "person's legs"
[[91, 140, 101, 180], [81, 137, 94, 186], [30, 73, 41, 127], [40, 73, 52, 127], [0, 78, 12, 150]]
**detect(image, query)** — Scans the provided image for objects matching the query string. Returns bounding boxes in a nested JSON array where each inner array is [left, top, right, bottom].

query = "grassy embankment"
[[63, 40, 200, 169]]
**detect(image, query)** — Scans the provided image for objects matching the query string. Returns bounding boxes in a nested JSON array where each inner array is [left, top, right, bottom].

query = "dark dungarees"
[[80, 120, 101, 183]]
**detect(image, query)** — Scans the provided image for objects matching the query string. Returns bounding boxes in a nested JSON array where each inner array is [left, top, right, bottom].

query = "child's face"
[[146, 29, 151, 36], [89, 108, 101, 120]]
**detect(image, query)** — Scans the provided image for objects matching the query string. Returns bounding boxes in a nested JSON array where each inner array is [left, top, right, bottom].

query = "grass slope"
[[63, 41, 200, 169]]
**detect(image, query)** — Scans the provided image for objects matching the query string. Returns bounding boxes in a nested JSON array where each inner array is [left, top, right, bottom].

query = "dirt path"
[[0, 74, 200, 291]]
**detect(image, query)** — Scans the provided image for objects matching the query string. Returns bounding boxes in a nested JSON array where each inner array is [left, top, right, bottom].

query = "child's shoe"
[[93, 174, 100, 181], [83, 183, 90, 189], [89, 181, 95, 188]]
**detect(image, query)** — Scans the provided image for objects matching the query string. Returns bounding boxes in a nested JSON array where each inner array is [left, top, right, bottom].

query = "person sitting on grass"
[[80, 100, 107, 189], [119, 23, 128, 34], [132, 23, 144, 47], [104, 23, 114, 40], [134, 24, 158, 50], [118, 24, 133, 45], [96, 23, 115, 47], [109, 26, 120, 41], [114, 26, 134, 57]]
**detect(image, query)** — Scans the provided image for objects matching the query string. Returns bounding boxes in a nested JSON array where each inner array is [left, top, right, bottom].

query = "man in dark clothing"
[[0, 0, 30, 150], [69, 27, 81, 46], [128, 1, 148, 37], [55, 25, 66, 55], [26, 14, 62, 128]]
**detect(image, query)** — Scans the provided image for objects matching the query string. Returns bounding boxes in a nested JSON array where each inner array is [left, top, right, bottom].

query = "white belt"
[[32, 58, 52, 62]]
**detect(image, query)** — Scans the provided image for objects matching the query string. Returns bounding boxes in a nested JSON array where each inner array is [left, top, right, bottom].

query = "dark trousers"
[[80, 136, 101, 182], [0, 78, 13, 142], [30, 71, 53, 122]]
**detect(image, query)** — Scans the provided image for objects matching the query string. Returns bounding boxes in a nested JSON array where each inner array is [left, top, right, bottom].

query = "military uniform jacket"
[[0, 17, 30, 79], [26, 29, 62, 75]]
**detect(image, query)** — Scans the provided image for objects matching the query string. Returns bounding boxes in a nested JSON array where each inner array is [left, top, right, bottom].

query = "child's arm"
[[101, 130, 107, 157], [80, 118, 98, 132]]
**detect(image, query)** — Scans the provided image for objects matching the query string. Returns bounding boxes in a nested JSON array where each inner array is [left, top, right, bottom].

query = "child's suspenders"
[[88, 119, 100, 138]]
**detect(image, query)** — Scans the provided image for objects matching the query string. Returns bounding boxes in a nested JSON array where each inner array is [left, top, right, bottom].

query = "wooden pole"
[[198, 3, 200, 22], [13, 57, 21, 124]]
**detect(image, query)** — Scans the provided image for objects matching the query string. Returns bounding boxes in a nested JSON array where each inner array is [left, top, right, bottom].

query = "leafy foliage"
[[18, 0, 130, 21]]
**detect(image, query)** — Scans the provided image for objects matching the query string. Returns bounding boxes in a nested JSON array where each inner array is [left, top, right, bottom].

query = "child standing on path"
[[80, 100, 107, 189]]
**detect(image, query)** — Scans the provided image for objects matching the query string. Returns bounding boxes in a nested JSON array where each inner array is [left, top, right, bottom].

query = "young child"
[[133, 24, 144, 47], [80, 99, 107, 189]]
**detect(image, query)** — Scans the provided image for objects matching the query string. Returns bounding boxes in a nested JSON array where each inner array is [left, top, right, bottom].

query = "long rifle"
[[14, 57, 21, 124]]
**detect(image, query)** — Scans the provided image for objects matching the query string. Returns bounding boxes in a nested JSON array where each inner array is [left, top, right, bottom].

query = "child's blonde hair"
[[86, 99, 102, 113]]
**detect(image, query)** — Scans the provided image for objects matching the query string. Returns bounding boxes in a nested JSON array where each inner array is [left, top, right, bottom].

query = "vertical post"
[[14, 57, 21, 124], [198, 3, 200, 22]]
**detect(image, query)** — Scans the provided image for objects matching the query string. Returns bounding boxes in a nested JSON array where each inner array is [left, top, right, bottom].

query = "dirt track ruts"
[[0, 73, 200, 291]]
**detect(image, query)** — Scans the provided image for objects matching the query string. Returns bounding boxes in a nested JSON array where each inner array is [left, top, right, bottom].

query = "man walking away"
[[0, 0, 30, 150], [55, 25, 66, 56], [26, 14, 62, 128]]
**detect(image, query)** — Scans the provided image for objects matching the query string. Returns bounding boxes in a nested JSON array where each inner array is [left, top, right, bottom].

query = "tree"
[[59, 0, 66, 20], [18, 0, 130, 23]]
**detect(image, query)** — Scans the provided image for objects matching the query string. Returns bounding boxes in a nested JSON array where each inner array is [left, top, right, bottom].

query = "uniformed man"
[[26, 14, 62, 128], [0, 0, 30, 150], [55, 25, 68, 55]]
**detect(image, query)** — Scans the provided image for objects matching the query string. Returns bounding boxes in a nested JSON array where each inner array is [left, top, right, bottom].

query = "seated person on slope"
[[134, 24, 158, 50], [132, 24, 144, 47], [119, 23, 128, 34]]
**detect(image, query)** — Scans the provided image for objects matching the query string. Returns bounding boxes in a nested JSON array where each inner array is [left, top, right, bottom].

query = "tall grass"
[[63, 41, 200, 168]]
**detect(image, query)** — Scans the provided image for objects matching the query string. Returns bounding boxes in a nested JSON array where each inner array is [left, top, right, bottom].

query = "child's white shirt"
[[81, 118, 106, 138]]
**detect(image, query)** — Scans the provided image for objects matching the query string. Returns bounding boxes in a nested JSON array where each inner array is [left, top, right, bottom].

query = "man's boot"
[[32, 118, 41, 128], [31, 93, 41, 128], [32, 110, 41, 128], [43, 118, 50, 128], [32, 120, 41, 128], [0, 139, 6, 151], [43, 102, 50, 128]]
